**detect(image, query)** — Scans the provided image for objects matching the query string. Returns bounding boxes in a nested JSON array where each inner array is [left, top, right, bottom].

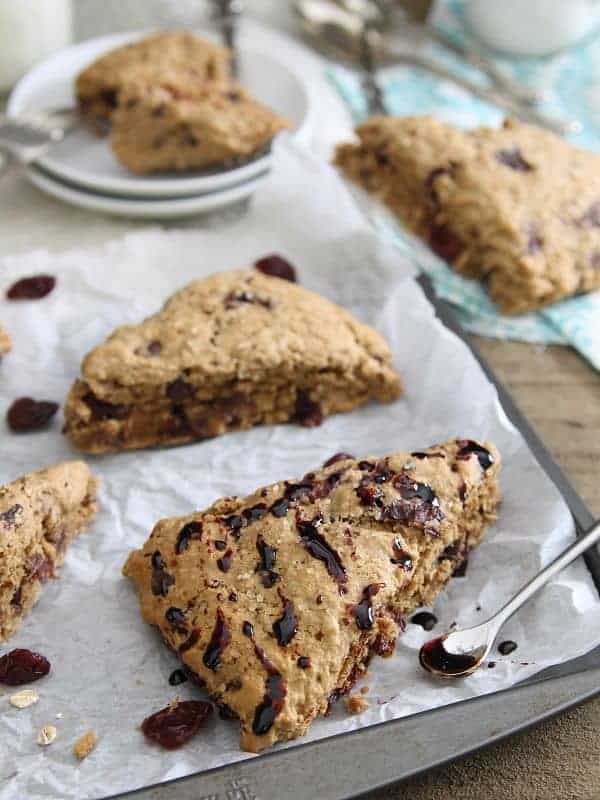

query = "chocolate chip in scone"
[[270, 497, 289, 518], [0, 503, 23, 526], [179, 628, 200, 653], [390, 538, 413, 571], [147, 339, 163, 355], [166, 377, 194, 402], [297, 656, 311, 669], [495, 148, 534, 172], [223, 514, 244, 536], [526, 222, 544, 254], [0, 649, 51, 686], [151, 551, 175, 597], [6, 274, 56, 300], [354, 583, 383, 631], [175, 521, 203, 554], [384, 473, 443, 530], [411, 451, 445, 460], [356, 481, 383, 507], [214, 539, 227, 551], [424, 163, 456, 205], [294, 391, 323, 428], [83, 392, 130, 421], [284, 482, 313, 502], [7, 397, 59, 432], [243, 504, 268, 524], [254, 254, 297, 283], [456, 439, 494, 471], [256, 534, 277, 571], [25, 552, 54, 581], [202, 608, 231, 670], [242, 621, 254, 638], [141, 699, 213, 750]]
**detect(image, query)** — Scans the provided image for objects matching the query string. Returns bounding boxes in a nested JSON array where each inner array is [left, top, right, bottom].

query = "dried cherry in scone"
[[141, 700, 213, 750], [0, 648, 51, 685]]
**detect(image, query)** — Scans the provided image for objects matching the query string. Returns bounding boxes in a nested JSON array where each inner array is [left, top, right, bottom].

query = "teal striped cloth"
[[328, 0, 600, 369]]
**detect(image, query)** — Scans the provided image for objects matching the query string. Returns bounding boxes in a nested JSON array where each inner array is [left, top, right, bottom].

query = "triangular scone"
[[76, 31, 231, 123], [63, 269, 402, 454], [110, 83, 290, 175], [123, 438, 500, 752], [0, 462, 98, 642]]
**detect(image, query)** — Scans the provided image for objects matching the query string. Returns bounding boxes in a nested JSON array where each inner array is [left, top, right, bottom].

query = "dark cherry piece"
[[354, 583, 383, 630], [272, 597, 298, 646], [254, 254, 297, 283], [419, 637, 478, 676], [203, 608, 231, 670], [217, 549, 234, 573], [168, 668, 189, 686], [297, 516, 347, 591], [141, 700, 213, 750], [456, 439, 494, 471], [166, 377, 194, 402], [6, 274, 56, 300], [356, 482, 383, 507], [428, 224, 464, 262], [294, 391, 322, 427], [410, 611, 438, 631], [7, 398, 59, 432], [83, 392, 130, 421], [498, 640, 518, 656], [0, 648, 51, 685], [495, 148, 534, 172], [175, 521, 203, 554], [323, 452, 354, 467]]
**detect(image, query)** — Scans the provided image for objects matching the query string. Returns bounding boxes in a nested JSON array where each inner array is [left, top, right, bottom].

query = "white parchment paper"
[[1, 140, 600, 800]]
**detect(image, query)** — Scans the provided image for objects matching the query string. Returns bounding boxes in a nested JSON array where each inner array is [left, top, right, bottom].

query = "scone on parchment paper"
[[124, 438, 500, 752], [335, 116, 600, 314], [63, 268, 402, 454], [0, 462, 98, 642]]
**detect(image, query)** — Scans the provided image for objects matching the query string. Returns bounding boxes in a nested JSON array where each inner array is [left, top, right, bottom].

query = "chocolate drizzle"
[[151, 551, 175, 597], [175, 521, 202, 554], [456, 440, 494, 471], [384, 473, 443, 532], [297, 515, 347, 591], [391, 538, 413, 571], [244, 625, 287, 736], [272, 596, 298, 646], [202, 608, 231, 670], [179, 628, 200, 653], [354, 583, 383, 630]]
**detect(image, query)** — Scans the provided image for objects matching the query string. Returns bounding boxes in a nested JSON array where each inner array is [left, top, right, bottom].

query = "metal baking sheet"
[[112, 275, 600, 800]]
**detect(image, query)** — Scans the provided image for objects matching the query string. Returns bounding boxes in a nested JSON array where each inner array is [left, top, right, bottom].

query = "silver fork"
[[0, 108, 81, 176]]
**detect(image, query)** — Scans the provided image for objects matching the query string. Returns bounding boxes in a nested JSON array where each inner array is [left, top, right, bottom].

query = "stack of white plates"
[[8, 31, 313, 218]]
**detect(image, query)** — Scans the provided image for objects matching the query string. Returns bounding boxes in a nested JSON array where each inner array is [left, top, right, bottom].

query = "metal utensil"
[[211, 0, 244, 77], [0, 108, 80, 171], [295, 1, 580, 135], [420, 519, 600, 679], [366, 0, 544, 106]]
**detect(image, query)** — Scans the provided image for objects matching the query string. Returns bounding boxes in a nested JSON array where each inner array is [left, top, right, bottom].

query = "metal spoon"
[[420, 519, 600, 679]]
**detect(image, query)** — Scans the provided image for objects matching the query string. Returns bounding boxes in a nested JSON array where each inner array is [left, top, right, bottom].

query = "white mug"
[[464, 0, 600, 56], [0, 0, 73, 91]]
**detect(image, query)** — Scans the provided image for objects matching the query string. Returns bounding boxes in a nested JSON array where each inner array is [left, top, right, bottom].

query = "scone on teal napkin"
[[327, 0, 600, 370]]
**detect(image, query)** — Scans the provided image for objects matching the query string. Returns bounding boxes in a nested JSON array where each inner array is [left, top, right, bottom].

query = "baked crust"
[[335, 116, 600, 314], [0, 325, 11, 356], [123, 438, 501, 752], [76, 31, 230, 123], [110, 82, 290, 175], [0, 461, 99, 641], [63, 268, 402, 453]]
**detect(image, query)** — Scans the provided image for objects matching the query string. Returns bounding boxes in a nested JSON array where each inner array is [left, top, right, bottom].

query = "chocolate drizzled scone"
[[123, 438, 500, 752], [0, 325, 11, 357], [76, 31, 230, 124], [335, 116, 600, 314], [0, 462, 98, 641], [110, 83, 290, 175], [63, 268, 402, 454]]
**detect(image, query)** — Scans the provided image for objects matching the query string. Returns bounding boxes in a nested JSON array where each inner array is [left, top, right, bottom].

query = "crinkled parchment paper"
[[1, 139, 599, 800]]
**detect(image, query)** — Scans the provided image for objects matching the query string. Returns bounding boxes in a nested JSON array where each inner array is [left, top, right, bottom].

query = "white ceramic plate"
[[8, 29, 311, 199], [26, 162, 268, 218]]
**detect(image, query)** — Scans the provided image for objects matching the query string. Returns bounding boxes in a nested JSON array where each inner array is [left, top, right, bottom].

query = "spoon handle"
[[496, 520, 600, 626]]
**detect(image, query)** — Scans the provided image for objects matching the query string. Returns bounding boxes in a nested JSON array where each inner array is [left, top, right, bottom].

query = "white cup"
[[464, 0, 600, 56], [0, 0, 73, 92]]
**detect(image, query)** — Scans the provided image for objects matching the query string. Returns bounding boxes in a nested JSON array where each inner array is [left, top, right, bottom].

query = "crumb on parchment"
[[344, 694, 370, 715], [73, 730, 98, 760]]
